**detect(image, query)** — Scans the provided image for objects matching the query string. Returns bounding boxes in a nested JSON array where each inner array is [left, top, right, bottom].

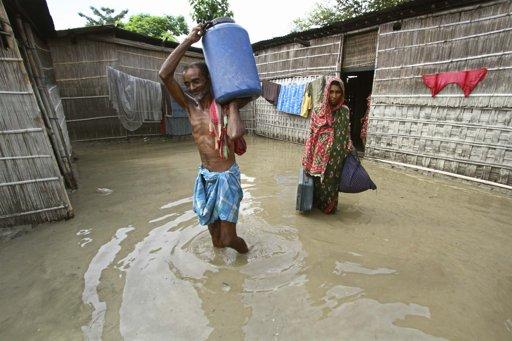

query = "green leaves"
[[189, 0, 234, 23], [124, 14, 189, 42], [77, 7, 189, 42], [78, 6, 128, 27], [293, 0, 408, 31]]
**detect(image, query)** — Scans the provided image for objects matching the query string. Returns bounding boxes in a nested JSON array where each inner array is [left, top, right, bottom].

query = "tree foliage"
[[78, 6, 128, 27], [189, 0, 233, 23], [124, 14, 189, 42], [293, 0, 408, 31]]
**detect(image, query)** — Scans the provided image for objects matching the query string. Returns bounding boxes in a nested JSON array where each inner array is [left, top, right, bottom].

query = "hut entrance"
[[340, 30, 378, 152], [341, 70, 374, 152]]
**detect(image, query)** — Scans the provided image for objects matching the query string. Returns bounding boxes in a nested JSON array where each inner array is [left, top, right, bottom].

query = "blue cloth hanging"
[[276, 83, 307, 115]]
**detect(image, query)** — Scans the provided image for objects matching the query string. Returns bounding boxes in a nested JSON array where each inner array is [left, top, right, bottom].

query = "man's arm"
[[227, 101, 247, 140], [159, 24, 203, 109]]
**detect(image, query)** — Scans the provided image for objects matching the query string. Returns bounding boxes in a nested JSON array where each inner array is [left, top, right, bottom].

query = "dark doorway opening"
[[341, 70, 374, 152]]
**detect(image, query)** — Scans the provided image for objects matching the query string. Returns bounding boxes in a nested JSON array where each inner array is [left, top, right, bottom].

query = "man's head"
[[183, 62, 210, 101]]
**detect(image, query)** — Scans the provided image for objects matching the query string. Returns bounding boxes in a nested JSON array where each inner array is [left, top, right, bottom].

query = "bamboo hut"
[[251, 0, 512, 188], [0, 0, 74, 228], [48, 26, 204, 141]]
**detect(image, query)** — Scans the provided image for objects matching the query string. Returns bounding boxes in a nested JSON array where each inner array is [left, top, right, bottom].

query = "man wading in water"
[[159, 24, 249, 254]]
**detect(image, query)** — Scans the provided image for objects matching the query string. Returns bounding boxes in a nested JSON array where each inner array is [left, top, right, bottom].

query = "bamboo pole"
[[25, 24, 76, 190], [0, 205, 68, 220]]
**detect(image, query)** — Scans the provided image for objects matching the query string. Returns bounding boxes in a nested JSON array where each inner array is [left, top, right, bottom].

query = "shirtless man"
[[159, 24, 249, 254]]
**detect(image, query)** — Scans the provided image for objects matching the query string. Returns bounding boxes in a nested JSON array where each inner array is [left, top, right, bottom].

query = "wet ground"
[[1, 136, 511, 340]]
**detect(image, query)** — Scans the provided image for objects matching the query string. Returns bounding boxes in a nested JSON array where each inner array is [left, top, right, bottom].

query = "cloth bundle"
[[339, 154, 377, 193]]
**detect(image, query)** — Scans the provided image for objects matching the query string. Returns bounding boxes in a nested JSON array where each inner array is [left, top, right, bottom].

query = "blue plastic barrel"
[[202, 18, 261, 104]]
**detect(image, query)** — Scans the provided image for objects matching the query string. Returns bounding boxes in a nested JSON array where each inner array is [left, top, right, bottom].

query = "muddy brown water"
[[1, 136, 511, 340]]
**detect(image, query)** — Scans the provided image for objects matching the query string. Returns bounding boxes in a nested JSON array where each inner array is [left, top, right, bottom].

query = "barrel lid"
[[205, 17, 235, 30]]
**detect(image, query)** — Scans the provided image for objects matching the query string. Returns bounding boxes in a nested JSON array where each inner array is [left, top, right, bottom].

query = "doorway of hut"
[[341, 70, 374, 153]]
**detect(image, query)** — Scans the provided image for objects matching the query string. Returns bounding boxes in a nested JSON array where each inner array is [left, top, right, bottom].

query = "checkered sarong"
[[193, 163, 243, 225]]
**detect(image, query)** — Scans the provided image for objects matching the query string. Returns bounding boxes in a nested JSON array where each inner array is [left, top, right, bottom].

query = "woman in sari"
[[302, 78, 352, 214]]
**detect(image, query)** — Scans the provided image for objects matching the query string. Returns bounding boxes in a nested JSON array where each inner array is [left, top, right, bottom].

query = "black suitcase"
[[296, 168, 314, 213]]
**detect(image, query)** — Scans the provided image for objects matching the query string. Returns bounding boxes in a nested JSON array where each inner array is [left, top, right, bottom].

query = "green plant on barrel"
[[189, 0, 234, 23]]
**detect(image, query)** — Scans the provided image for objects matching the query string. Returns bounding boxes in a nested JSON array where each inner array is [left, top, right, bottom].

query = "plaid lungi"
[[193, 163, 243, 225]]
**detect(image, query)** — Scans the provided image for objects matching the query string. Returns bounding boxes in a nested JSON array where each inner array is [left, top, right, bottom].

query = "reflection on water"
[[82, 171, 444, 340], [81, 226, 134, 340], [334, 261, 397, 275], [118, 210, 213, 340]]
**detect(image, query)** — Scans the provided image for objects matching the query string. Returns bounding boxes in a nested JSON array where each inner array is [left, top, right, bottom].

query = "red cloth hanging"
[[422, 68, 487, 97], [209, 101, 247, 159]]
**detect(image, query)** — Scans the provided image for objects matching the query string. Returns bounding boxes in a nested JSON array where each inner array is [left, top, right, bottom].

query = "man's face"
[[183, 67, 209, 101]]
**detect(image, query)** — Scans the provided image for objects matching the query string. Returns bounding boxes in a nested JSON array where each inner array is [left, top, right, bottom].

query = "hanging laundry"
[[107, 66, 163, 131], [261, 80, 281, 105], [300, 76, 326, 118], [422, 68, 487, 97], [276, 82, 307, 115]]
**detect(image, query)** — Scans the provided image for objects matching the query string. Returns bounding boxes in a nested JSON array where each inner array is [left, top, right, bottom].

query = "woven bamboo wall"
[[255, 34, 342, 80], [0, 1, 71, 227], [368, 0, 512, 185], [49, 34, 203, 141], [253, 34, 343, 142], [342, 30, 378, 69]]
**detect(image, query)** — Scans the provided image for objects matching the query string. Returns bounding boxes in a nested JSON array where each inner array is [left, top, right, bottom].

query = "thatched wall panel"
[[58, 77, 108, 97], [373, 66, 511, 96], [255, 35, 342, 79], [367, 1, 512, 186], [253, 76, 329, 143], [127, 123, 160, 137], [50, 36, 203, 141], [62, 97, 113, 119], [54, 61, 114, 81], [50, 39, 115, 64], [66, 117, 125, 141], [0, 58, 30, 91], [342, 30, 378, 69], [0, 130, 54, 158], [0, 2, 71, 227], [240, 101, 255, 132], [0, 156, 59, 183]]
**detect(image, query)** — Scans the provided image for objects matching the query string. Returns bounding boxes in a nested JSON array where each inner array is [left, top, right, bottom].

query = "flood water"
[[1, 136, 511, 340]]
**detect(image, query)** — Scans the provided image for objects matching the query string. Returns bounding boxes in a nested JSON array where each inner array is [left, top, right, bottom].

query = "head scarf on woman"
[[302, 77, 347, 177]]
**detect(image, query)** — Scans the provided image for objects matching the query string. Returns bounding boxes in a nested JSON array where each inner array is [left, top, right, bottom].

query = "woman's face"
[[329, 83, 343, 106]]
